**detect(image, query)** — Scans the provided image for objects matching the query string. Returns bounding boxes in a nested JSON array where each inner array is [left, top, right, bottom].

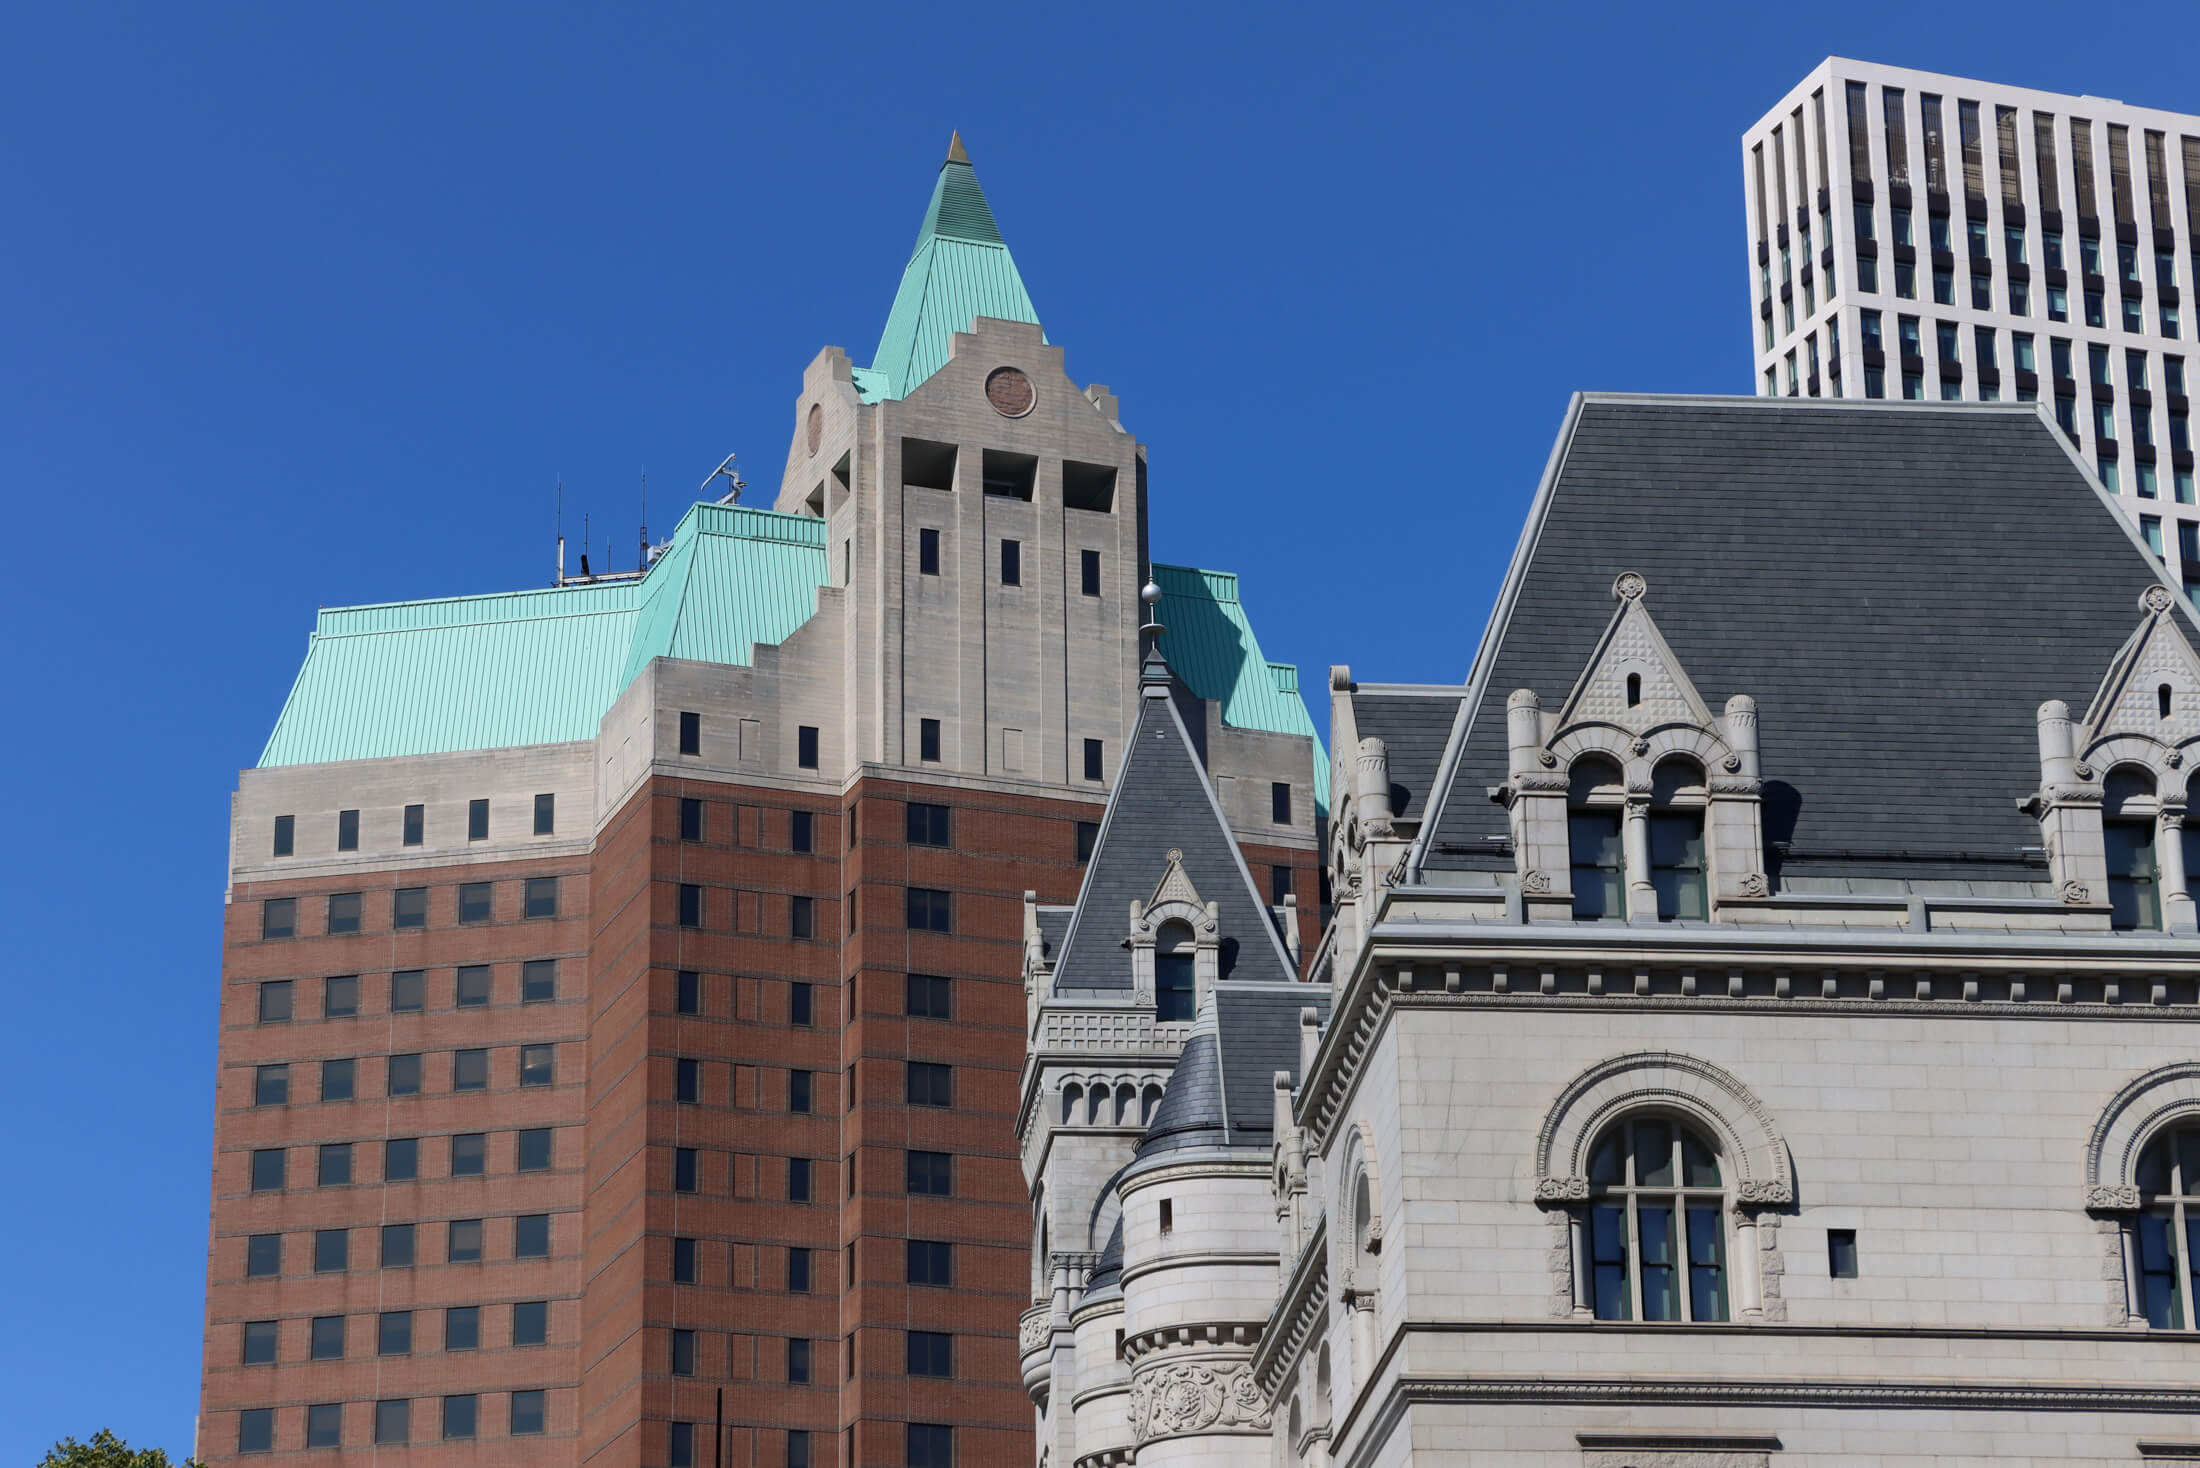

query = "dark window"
[[313, 1228, 348, 1272], [1271, 781, 1292, 824], [919, 718, 941, 762], [906, 887, 951, 932], [385, 1138, 419, 1182], [680, 797, 705, 841], [907, 974, 952, 1019], [680, 710, 701, 756], [272, 814, 294, 857], [1569, 810, 1625, 921], [446, 1305, 480, 1351], [919, 526, 940, 575], [521, 959, 556, 1003], [310, 1315, 345, 1360], [788, 1430, 812, 1468], [533, 793, 555, 836], [1080, 548, 1101, 595], [448, 1219, 483, 1263], [523, 877, 558, 919], [326, 891, 362, 935], [319, 1142, 353, 1186], [907, 802, 951, 847], [907, 1239, 953, 1287], [374, 1399, 409, 1445], [1155, 949, 1194, 1023], [241, 1319, 277, 1364], [1650, 811, 1708, 921], [797, 725, 820, 769], [792, 895, 816, 939], [324, 975, 359, 1017], [672, 1235, 699, 1282], [790, 1069, 813, 1114], [792, 809, 814, 851], [321, 1058, 355, 1102], [337, 808, 360, 851], [2108, 815, 2162, 930], [789, 1246, 812, 1292], [381, 1312, 414, 1356], [520, 1044, 555, 1087], [443, 1394, 477, 1441], [467, 798, 489, 841], [907, 1150, 953, 1196], [670, 1327, 697, 1376], [677, 1057, 701, 1104], [907, 1423, 954, 1468], [306, 1403, 342, 1448], [392, 969, 425, 1011], [254, 1064, 289, 1107], [1000, 539, 1021, 585], [1083, 738, 1104, 782], [678, 883, 703, 927], [676, 969, 701, 1015], [381, 1222, 415, 1267], [236, 1408, 273, 1454], [791, 981, 814, 1026], [457, 882, 491, 924], [453, 1049, 488, 1092], [515, 1214, 550, 1258], [402, 803, 423, 846], [1829, 1229, 1860, 1278], [455, 965, 490, 1007], [787, 1337, 812, 1383], [907, 1062, 953, 1108], [393, 887, 427, 929], [1076, 820, 1099, 863], [510, 1389, 546, 1435], [246, 1234, 281, 1277], [387, 1053, 422, 1095], [670, 1423, 696, 1468], [789, 1156, 813, 1202], [908, 1330, 953, 1378], [513, 1300, 549, 1346], [518, 1128, 553, 1173], [675, 1147, 700, 1194], [1270, 865, 1293, 906], [450, 1132, 486, 1177], [250, 1149, 285, 1192]]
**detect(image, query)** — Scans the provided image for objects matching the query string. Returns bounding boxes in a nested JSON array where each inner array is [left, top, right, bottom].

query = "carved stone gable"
[[1555, 573, 1716, 734], [1148, 849, 1205, 911], [2080, 584, 2200, 751]]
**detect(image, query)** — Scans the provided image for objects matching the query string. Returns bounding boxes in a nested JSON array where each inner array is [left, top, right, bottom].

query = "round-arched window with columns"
[[2136, 1124, 2200, 1328], [2105, 765, 2163, 931], [1584, 1113, 1727, 1321], [1567, 755, 1625, 921]]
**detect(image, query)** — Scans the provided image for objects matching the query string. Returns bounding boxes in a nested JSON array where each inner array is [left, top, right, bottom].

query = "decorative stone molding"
[[1735, 1179, 1795, 1207], [1737, 872, 1769, 897], [1533, 1175, 1591, 1202], [2086, 1061, 2200, 1201], [1383, 1374, 2200, 1413], [1020, 1303, 1055, 1354], [1522, 869, 1552, 894], [2086, 1183, 2142, 1213], [1534, 1050, 1794, 1207], [1127, 1361, 1271, 1444], [2061, 879, 2093, 905]]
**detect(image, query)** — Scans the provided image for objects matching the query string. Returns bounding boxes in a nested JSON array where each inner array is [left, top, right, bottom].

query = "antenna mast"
[[700, 453, 745, 505]]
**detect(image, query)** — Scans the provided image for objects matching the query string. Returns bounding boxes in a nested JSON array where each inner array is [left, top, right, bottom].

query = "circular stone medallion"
[[805, 403, 823, 456], [985, 366, 1035, 417]]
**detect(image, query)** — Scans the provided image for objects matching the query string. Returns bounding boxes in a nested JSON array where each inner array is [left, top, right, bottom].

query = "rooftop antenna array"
[[554, 479, 564, 586], [701, 453, 746, 505]]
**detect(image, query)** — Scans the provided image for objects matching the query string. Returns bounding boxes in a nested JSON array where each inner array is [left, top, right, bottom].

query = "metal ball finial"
[[1141, 580, 1162, 607]]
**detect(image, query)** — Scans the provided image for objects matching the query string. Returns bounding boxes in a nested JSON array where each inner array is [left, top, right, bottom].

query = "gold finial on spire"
[[945, 130, 970, 165]]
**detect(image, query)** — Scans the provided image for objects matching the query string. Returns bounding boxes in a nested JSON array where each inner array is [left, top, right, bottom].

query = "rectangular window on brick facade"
[[451, 1132, 486, 1176], [272, 814, 294, 857], [788, 1430, 811, 1468], [305, 1403, 341, 1448], [906, 1150, 952, 1195], [318, 1142, 352, 1186], [392, 971, 425, 1012], [379, 1311, 412, 1356], [670, 1423, 695, 1467], [792, 895, 815, 939], [907, 1239, 953, 1287], [680, 796, 705, 841], [468, 798, 489, 841], [1077, 820, 1098, 863], [511, 1389, 546, 1435], [393, 887, 427, 929], [382, 1223, 415, 1268], [791, 981, 813, 1026], [385, 1138, 418, 1183], [789, 1246, 812, 1292], [907, 802, 951, 847], [906, 887, 951, 932], [455, 965, 490, 1007], [249, 1149, 284, 1191], [321, 1058, 355, 1102], [261, 899, 296, 942], [1271, 865, 1293, 905], [523, 877, 558, 919], [677, 1058, 700, 1104], [241, 1319, 276, 1365], [246, 1234, 281, 1277], [680, 710, 701, 756], [907, 1424, 953, 1468], [338, 808, 359, 851], [453, 1049, 488, 1092], [792, 809, 814, 850], [522, 959, 556, 1003], [677, 970, 701, 1015], [512, 1301, 548, 1346], [374, 1399, 409, 1445], [518, 1128, 552, 1172], [402, 803, 423, 846], [519, 1045, 554, 1087], [907, 973, 952, 1019], [448, 1219, 483, 1263], [313, 1228, 347, 1272], [679, 883, 703, 928], [442, 1394, 477, 1441], [788, 1337, 812, 1383], [311, 1315, 345, 1360], [797, 725, 820, 769], [458, 882, 491, 924], [254, 1064, 288, 1106], [327, 891, 362, 935], [533, 793, 555, 836], [238, 1408, 274, 1452], [790, 1069, 813, 1113], [672, 1235, 698, 1283], [514, 1214, 549, 1258], [675, 1147, 700, 1193], [789, 1156, 812, 1202], [907, 1330, 953, 1378], [446, 1305, 480, 1351]]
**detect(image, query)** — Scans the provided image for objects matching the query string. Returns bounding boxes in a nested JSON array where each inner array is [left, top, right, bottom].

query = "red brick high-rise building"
[[199, 136, 1323, 1465]]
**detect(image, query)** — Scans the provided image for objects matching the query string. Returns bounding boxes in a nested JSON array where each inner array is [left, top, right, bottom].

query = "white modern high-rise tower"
[[1746, 60, 2200, 585]]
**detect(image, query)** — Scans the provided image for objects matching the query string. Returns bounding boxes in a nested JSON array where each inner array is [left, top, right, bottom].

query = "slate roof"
[[1136, 986, 1327, 1157], [1417, 397, 2179, 885], [1048, 651, 1297, 992], [1348, 687, 1466, 823]]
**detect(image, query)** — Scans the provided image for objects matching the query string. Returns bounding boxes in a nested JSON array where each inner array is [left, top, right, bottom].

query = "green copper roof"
[[860, 137, 1041, 403]]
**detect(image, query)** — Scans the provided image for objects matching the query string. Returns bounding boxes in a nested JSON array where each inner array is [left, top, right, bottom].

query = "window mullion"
[[1625, 1192, 1645, 1323]]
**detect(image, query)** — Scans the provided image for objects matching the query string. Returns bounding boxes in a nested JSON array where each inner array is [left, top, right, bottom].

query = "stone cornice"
[[1121, 1317, 1269, 1365], [1118, 1248, 1278, 1291], [1251, 1215, 1330, 1395]]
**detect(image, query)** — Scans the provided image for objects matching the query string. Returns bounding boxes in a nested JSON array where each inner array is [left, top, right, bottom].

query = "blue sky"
[[1, 0, 2193, 1455]]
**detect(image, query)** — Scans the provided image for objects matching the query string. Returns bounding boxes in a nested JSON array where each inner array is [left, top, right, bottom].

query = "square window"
[[788, 1156, 812, 1202], [246, 1234, 281, 1277], [908, 1423, 953, 1468], [457, 882, 491, 924], [676, 1057, 701, 1104], [261, 899, 296, 941], [907, 1330, 953, 1378], [337, 808, 360, 851], [1083, 738, 1103, 782], [1270, 781, 1292, 824], [907, 974, 952, 1019], [511, 1389, 546, 1435], [451, 1132, 486, 1176], [797, 725, 820, 769], [443, 1394, 477, 1440], [672, 1327, 697, 1376], [374, 1399, 410, 1445], [254, 1064, 289, 1107], [327, 891, 362, 935], [533, 792, 555, 836], [249, 1148, 285, 1192], [306, 1402, 342, 1447], [467, 798, 489, 840], [385, 1137, 419, 1182], [1076, 820, 1098, 863], [790, 1069, 813, 1114], [789, 1245, 812, 1292], [679, 883, 703, 927], [448, 1219, 483, 1263], [446, 1305, 480, 1351], [1080, 548, 1102, 596], [919, 718, 941, 762], [393, 887, 427, 929], [1000, 538, 1021, 586], [675, 1147, 700, 1194], [792, 809, 815, 851], [453, 1049, 489, 1092], [676, 969, 701, 1015], [680, 796, 705, 841], [906, 1062, 953, 1108], [513, 1300, 548, 1346], [673, 1235, 698, 1284], [387, 1052, 422, 1096], [907, 1239, 953, 1287], [792, 895, 815, 939], [381, 1223, 416, 1268], [455, 965, 490, 1007], [522, 959, 556, 1003], [524, 877, 558, 919], [314, 1228, 348, 1273], [918, 526, 940, 575], [518, 1128, 553, 1172], [787, 1337, 812, 1383], [391, 969, 426, 1011], [272, 814, 294, 857], [319, 1142, 353, 1186], [237, 1408, 273, 1454], [791, 981, 813, 1026], [402, 803, 423, 846], [319, 1057, 354, 1102], [1829, 1228, 1860, 1277], [242, 1319, 277, 1364], [907, 802, 951, 847], [311, 1314, 345, 1361], [519, 1044, 555, 1087], [324, 974, 359, 1017], [907, 1149, 952, 1196], [679, 710, 701, 756], [905, 887, 951, 932]]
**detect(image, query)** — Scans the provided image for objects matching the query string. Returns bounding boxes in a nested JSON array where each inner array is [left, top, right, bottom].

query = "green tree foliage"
[[39, 1430, 204, 1468]]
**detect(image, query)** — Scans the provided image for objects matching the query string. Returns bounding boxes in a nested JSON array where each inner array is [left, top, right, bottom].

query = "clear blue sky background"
[[1, 0, 2193, 1455]]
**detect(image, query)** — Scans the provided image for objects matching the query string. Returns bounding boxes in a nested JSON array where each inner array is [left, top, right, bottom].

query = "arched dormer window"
[[1584, 1114, 1729, 1322], [2135, 1124, 2200, 1328], [1649, 756, 1708, 922], [1567, 756, 1626, 921], [2104, 766, 2161, 930], [1154, 921, 1195, 1021]]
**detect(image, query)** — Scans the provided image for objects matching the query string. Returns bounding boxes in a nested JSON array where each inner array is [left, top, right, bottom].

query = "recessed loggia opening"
[[902, 437, 957, 492], [982, 448, 1037, 500], [1062, 459, 1117, 512]]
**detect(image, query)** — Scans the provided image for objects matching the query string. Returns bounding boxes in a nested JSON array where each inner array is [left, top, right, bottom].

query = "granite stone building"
[[198, 137, 1324, 1465], [1023, 397, 2200, 1467]]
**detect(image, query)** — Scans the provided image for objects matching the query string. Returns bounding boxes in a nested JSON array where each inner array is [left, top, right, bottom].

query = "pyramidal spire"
[[944, 129, 969, 165]]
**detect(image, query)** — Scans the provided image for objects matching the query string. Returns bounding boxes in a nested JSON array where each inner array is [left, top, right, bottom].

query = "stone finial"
[[1299, 1007, 1322, 1078], [2037, 699, 2077, 786], [2143, 584, 2177, 615], [1331, 665, 1352, 691], [1612, 571, 1648, 602], [1723, 693, 1759, 778], [945, 130, 970, 165], [1353, 739, 1393, 828]]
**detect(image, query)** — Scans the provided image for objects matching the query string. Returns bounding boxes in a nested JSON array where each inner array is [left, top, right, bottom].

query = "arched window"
[[1649, 757, 1707, 922], [2135, 1124, 2200, 1328], [1585, 1115, 1728, 1322], [2104, 767, 2161, 930], [1114, 1083, 1135, 1124], [1351, 1171, 1375, 1266], [1061, 1084, 1082, 1125], [1155, 922, 1196, 1021], [1568, 756, 1625, 921], [1140, 1083, 1163, 1123]]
